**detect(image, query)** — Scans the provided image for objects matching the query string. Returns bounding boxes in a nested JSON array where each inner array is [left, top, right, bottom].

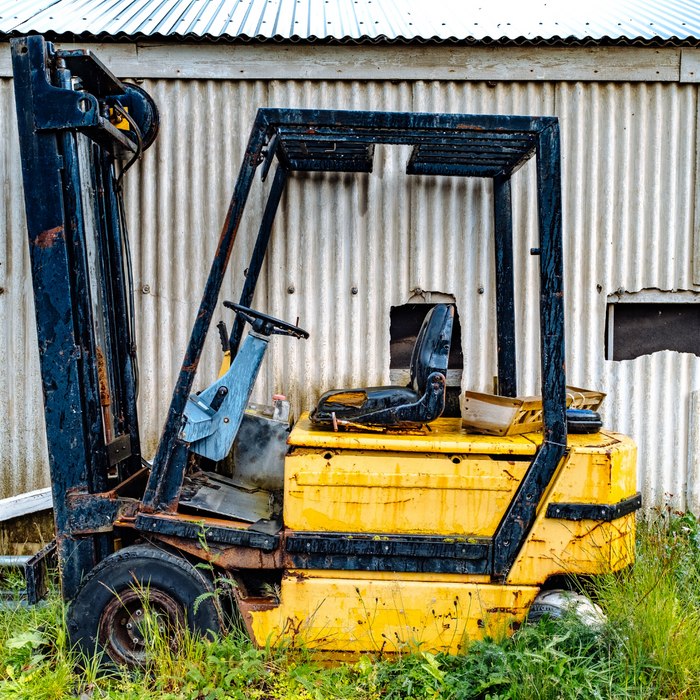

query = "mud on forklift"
[[12, 36, 640, 667]]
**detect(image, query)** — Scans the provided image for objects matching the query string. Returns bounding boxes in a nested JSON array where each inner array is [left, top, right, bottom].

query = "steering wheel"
[[223, 301, 309, 339]]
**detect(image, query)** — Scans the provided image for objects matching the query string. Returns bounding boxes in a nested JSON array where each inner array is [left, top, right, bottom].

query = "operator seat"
[[310, 304, 454, 428]]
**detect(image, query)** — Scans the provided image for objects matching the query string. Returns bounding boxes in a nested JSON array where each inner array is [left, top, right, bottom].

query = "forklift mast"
[[11, 36, 158, 598]]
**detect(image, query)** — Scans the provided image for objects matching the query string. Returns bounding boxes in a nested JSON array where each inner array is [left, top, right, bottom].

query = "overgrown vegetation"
[[1, 509, 700, 699]]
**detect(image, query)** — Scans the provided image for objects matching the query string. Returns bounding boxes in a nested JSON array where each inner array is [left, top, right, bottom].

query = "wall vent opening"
[[389, 302, 463, 417], [606, 290, 700, 360]]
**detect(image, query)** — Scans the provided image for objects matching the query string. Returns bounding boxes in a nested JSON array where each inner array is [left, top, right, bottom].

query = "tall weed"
[[590, 508, 700, 698], [0, 580, 73, 700], [376, 618, 628, 700]]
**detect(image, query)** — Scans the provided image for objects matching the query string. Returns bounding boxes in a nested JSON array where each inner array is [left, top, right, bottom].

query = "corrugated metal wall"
[[2, 75, 699, 514], [0, 78, 48, 500]]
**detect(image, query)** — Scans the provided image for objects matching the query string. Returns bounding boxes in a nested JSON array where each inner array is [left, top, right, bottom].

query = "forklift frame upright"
[[142, 108, 567, 579], [11, 35, 148, 598]]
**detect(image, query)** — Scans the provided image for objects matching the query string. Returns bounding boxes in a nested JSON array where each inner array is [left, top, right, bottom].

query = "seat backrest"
[[409, 304, 454, 395]]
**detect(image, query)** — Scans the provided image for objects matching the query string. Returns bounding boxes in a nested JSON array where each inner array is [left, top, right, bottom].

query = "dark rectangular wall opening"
[[607, 303, 700, 360], [390, 304, 463, 417], [390, 304, 463, 369]]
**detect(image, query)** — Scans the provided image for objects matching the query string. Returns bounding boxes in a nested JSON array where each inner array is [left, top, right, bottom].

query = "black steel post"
[[11, 38, 98, 598], [229, 164, 288, 358], [142, 112, 271, 512], [58, 129, 109, 496], [492, 122, 567, 578], [493, 175, 517, 398], [535, 122, 567, 446]]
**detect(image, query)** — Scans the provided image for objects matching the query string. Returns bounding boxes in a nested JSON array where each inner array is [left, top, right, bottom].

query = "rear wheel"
[[527, 589, 606, 626], [66, 543, 221, 667]]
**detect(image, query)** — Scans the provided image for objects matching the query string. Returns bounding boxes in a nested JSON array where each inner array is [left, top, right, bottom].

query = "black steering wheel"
[[223, 301, 309, 339]]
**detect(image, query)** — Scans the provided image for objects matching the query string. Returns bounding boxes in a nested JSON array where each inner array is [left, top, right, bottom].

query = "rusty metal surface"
[[231, 589, 278, 648], [62, 467, 147, 535], [98, 586, 184, 666], [66, 492, 140, 535], [1, 0, 700, 44], [153, 533, 285, 569], [179, 476, 274, 523], [135, 512, 279, 550], [231, 412, 288, 491], [25, 539, 57, 605]]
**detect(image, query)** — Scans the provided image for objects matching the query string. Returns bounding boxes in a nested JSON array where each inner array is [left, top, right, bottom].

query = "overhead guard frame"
[[143, 108, 566, 578]]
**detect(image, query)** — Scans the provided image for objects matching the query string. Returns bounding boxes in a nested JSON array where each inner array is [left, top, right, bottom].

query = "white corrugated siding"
[[2, 75, 700, 514], [0, 78, 48, 499]]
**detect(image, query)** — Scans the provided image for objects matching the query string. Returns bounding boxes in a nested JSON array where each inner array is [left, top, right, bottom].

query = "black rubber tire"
[[66, 543, 221, 667]]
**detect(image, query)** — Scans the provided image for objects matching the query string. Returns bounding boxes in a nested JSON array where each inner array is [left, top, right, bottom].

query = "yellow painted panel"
[[567, 431, 624, 452], [609, 436, 638, 503], [507, 434, 637, 584], [284, 419, 636, 582], [284, 450, 529, 535], [288, 414, 539, 455], [523, 430, 624, 452], [289, 415, 626, 455], [550, 435, 637, 505], [507, 514, 635, 585], [248, 574, 539, 655], [298, 570, 492, 584], [294, 470, 517, 490]]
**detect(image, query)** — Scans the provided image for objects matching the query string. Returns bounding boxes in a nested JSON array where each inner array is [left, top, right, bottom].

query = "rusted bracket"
[[25, 539, 58, 605], [22, 41, 137, 159], [67, 492, 140, 534], [135, 513, 279, 551]]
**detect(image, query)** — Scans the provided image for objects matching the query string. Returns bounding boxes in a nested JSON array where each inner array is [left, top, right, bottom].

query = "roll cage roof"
[[144, 109, 566, 577], [257, 110, 547, 178]]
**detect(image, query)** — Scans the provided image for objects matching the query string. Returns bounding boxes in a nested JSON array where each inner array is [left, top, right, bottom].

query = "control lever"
[[181, 304, 309, 461], [216, 320, 231, 378]]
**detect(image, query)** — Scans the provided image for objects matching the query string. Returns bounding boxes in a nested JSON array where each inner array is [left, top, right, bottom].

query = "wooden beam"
[[0, 488, 53, 522], [0, 42, 683, 82]]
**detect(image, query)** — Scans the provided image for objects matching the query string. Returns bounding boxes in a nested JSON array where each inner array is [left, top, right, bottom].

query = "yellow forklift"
[[11, 36, 639, 666]]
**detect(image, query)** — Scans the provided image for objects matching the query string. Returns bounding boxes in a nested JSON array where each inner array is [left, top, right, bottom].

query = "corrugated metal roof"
[[0, 0, 699, 44]]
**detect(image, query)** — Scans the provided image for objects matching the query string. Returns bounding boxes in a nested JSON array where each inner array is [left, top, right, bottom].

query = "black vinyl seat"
[[310, 304, 455, 428]]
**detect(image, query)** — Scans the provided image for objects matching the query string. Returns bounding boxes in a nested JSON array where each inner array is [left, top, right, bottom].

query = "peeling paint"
[[33, 224, 63, 249]]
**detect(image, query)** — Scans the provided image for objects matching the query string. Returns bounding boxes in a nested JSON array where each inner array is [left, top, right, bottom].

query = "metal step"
[[179, 472, 274, 523]]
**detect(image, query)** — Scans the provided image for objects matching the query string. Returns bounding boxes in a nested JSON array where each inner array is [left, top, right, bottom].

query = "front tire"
[[66, 543, 221, 667]]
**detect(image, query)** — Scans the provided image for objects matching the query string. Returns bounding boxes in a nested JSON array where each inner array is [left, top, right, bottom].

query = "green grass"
[[2, 509, 700, 699]]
